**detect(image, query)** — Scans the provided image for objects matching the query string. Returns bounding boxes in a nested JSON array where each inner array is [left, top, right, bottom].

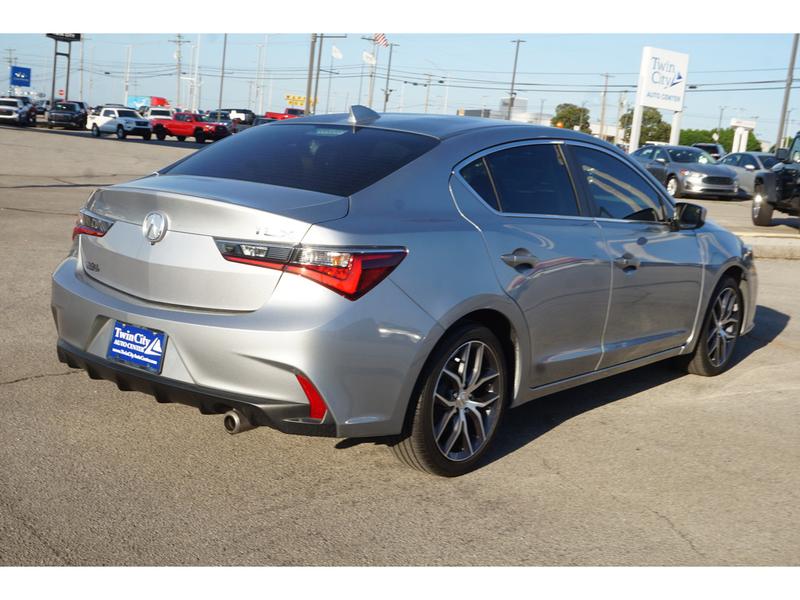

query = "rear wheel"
[[390, 323, 508, 477], [194, 129, 206, 144], [116, 126, 126, 140], [142, 132, 152, 141], [155, 127, 166, 141], [678, 276, 743, 377], [91, 124, 101, 137], [751, 183, 773, 226], [176, 135, 186, 142]]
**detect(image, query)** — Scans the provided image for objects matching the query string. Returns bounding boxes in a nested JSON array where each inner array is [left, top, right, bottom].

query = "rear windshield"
[[162, 123, 439, 196]]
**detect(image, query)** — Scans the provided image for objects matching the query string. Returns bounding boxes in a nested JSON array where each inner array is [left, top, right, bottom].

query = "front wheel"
[[390, 323, 508, 477], [91, 124, 101, 137], [666, 175, 681, 198], [116, 126, 127, 140], [678, 276, 743, 377], [142, 132, 152, 141], [155, 128, 166, 141], [176, 135, 186, 142], [194, 130, 206, 144], [751, 183, 773, 226]]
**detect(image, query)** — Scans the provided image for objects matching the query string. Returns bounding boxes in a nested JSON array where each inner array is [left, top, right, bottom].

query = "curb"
[[732, 231, 800, 260]]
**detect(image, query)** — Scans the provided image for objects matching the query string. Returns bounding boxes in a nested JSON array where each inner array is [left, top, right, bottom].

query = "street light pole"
[[383, 43, 398, 112], [304, 34, 317, 115], [217, 33, 227, 115], [598, 72, 610, 140], [717, 105, 726, 134], [776, 33, 799, 149], [507, 39, 525, 120]]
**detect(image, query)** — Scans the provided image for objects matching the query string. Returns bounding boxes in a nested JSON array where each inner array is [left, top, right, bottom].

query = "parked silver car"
[[632, 145, 740, 199], [718, 151, 780, 198], [52, 108, 757, 476]]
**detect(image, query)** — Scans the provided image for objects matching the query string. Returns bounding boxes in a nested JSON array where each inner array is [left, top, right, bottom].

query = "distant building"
[[458, 98, 552, 126]]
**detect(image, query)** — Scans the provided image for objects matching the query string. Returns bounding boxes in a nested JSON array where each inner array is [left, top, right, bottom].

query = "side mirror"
[[673, 202, 706, 230], [744, 164, 756, 171], [655, 157, 666, 164], [776, 147, 790, 162]]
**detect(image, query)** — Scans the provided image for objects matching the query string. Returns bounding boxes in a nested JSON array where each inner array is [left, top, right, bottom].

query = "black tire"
[[176, 135, 186, 142], [116, 126, 126, 140], [751, 183, 773, 227], [390, 323, 509, 477], [142, 132, 152, 141], [47, 122, 53, 129], [194, 129, 206, 144], [666, 175, 681, 198], [91, 124, 101, 137], [155, 127, 166, 141], [677, 276, 743, 377]]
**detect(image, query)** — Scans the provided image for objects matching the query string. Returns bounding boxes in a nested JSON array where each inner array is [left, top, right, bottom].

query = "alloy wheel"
[[667, 177, 678, 196], [432, 340, 502, 462], [706, 287, 741, 368]]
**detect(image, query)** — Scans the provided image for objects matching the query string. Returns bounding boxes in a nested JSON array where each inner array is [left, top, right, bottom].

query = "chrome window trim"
[[564, 139, 676, 222], [451, 138, 591, 221]]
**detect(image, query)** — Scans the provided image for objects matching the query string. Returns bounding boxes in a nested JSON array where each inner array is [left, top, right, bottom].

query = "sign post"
[[629, 46, 689, 151], [46, 34, 81, 102]]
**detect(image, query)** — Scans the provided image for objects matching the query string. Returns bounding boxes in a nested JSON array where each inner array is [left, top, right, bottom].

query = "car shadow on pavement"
[[762, 217, 799, 231], [338, 304, 790, 472]]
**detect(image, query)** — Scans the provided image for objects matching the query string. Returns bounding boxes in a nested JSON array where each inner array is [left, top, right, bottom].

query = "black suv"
[[752, 132, 800, 226], [47, 101, 87, 130]]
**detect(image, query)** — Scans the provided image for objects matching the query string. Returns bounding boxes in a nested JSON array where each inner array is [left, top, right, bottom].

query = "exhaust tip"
[[223, 409, 255, 435]]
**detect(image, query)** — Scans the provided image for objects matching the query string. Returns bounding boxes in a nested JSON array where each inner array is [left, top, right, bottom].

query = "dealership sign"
[[10, 66, 31, 87], [635, 46, 689, 112]]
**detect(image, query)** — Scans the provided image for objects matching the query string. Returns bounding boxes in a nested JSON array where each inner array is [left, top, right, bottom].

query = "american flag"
[[373, 33, 389, 47]]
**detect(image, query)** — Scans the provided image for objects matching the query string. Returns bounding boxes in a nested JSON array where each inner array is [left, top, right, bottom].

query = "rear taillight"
[[216, 241, 406, 301], [72, 209, 114, 240]]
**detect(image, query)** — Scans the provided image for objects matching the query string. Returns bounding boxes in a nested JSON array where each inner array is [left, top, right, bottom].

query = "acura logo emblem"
[[142, 211, 168, 244]]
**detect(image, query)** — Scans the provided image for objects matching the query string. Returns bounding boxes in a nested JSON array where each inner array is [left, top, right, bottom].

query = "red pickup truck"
[[152, 112, 231, 143], [264, 108, 305, 121]]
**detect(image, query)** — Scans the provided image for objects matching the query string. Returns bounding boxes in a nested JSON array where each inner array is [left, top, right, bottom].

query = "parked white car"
[[141, 106, 175, 121], [87, 106, 153, 140], [0, 97, 28, 125]]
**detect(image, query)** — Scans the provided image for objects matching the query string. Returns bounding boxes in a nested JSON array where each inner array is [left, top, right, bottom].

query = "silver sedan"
[[52, 108, 757, 476], [718, 151, 781, 197]]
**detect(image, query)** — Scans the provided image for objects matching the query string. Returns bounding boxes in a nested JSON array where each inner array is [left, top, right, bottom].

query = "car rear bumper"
[[56, 339, 337, 436], [51, 255, 440, 438]]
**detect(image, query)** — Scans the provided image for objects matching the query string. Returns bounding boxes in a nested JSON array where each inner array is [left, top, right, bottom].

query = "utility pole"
[[382, 43, 398, 112], [507, 39, 525, 120], [367, 39, 380, 108], [79, 39, 84, 100], [4, 49, 16, 95], [424, 74, 432, 113], [539, 98, 545, 125], [717, 105, 726, 134], [615, 91, 626, 144], [217, 33, 227, 114], [169, 34, 190, 108], [123, 45, 131, 106], [260, 35, 269, 114], [313, 34, 324, 114], [255, 43, 264, 114], [776, 33, 799, 149], [88, 46, 93, 105], [304, 33, 317, 115], [598, 73, 610, 140], [442, 74, 449, 114]]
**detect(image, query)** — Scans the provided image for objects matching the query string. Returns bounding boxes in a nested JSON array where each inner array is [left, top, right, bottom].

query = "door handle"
[[501, 249, 538, 269], [614, 253, 640, 272]]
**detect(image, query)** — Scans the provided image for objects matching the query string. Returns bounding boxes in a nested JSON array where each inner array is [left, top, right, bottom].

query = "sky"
[[2, 32, 797, 142]]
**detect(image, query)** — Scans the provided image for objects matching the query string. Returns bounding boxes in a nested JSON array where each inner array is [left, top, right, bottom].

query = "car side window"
[[475, 144, 580, 216], [789, 137, 800, 163], [101, 110, 114, 117], [654, 149, 669, 163], [571, 146, 664, 222], [637, 147, 653, 160], [720, 154, 740, 166], [740, 155, 758, 169], [459, 158, 500, 211]]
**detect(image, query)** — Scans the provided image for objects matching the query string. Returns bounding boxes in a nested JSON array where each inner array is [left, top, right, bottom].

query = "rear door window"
[[163, 124, 439, 196]]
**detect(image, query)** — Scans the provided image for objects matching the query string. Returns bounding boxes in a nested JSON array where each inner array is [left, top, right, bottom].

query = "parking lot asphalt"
[[1, 125, 799, 566]]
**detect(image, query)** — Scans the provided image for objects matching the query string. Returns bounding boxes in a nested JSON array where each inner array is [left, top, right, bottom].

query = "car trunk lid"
[[80, 175, 348, 311]]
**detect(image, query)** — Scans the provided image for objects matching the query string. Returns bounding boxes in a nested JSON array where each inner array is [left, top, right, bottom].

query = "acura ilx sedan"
[[52, 107, 757, 476]]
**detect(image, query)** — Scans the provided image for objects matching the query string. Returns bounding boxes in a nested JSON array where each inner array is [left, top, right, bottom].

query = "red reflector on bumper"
[[295, 373, 328, 420]]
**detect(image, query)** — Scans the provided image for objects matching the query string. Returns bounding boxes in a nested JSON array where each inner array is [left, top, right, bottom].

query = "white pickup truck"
[[86, 106, 153, 140]]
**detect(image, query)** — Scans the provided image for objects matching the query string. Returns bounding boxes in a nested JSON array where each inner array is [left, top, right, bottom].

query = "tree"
[[678, 128, 761, 152], [619, 107, 671, 143], [551, 103, 591, 133]]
